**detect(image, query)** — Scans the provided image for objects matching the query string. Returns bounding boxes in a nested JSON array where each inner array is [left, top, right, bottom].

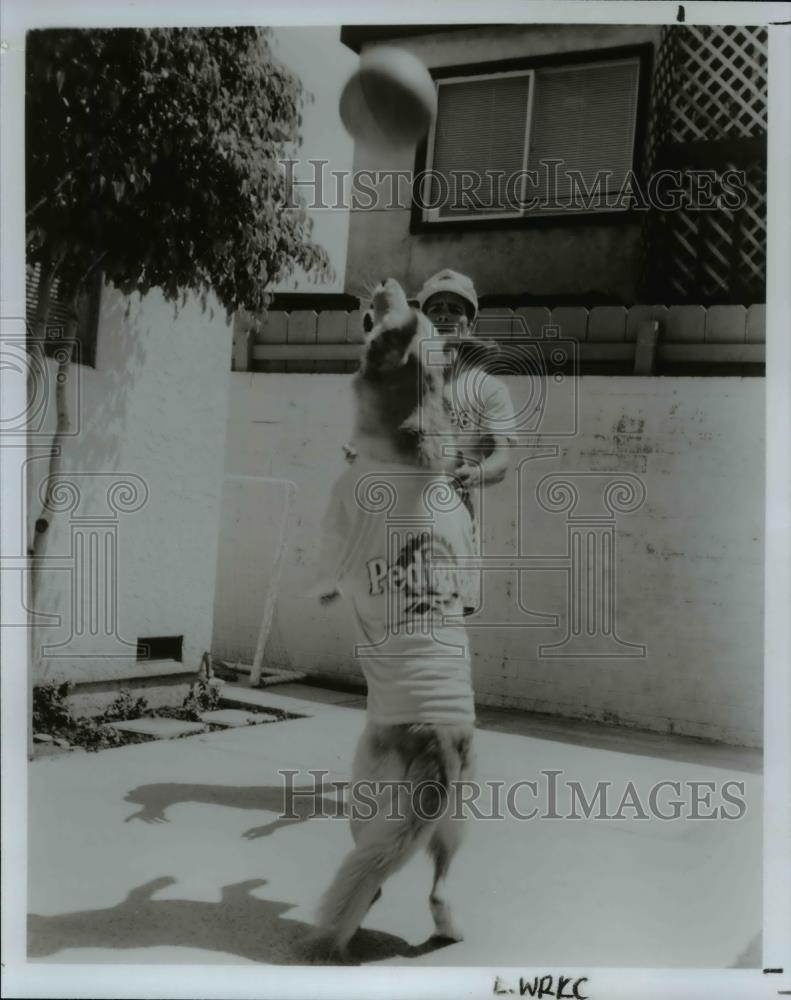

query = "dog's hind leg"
[[427, 809, 467, 942], [317, 807, 431, 955], [348, 724, 385, 913], [426, 730, 474, 942], [317, 725, 426, 954], [349, 820, 383, 913]]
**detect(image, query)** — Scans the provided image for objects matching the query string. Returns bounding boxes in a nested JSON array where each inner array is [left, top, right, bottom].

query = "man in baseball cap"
[[416, 269, 516, 616], [416, 268, 479, 332]]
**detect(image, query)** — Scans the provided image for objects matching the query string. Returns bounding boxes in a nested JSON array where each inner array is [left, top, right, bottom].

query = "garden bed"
[[32, 679, 297, 758]]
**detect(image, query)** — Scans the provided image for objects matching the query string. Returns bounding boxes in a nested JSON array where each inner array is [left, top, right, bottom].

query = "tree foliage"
[[26, 27, 330, 311]]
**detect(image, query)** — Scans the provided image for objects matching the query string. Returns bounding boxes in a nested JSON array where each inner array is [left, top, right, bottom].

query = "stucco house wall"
[[268, 27, 357, 295], [29, 283, 232, 703], [222, 371, 764, 749], [344, 24, 662, 302]]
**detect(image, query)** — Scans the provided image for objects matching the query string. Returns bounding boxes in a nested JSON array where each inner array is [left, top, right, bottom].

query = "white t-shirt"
[[315, 457, 476, 725], [444, 370, 517, 465]]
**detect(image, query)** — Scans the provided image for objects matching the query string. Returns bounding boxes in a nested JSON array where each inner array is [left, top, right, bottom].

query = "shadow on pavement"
[[124, 782, 348, 837], [28, 876, 451, 965]]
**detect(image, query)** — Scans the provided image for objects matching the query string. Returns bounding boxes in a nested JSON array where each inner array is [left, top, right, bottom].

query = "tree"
[[25, 27, 330, 747], [26, 25, 330, 562]]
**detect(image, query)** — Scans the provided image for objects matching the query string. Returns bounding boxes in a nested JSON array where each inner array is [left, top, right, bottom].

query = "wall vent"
[[136, 635, 183, 662]]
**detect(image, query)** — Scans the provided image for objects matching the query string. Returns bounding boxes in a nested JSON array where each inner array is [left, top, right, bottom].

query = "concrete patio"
[[28, 683, 762, 968]]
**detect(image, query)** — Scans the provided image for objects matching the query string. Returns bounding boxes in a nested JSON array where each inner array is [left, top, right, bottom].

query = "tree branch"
[[26, 146, 101, 222], [26, 170, 77, 222], [30, 301, 77, 572]]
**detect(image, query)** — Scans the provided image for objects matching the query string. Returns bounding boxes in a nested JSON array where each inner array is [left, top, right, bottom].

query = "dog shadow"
[[28, 876, 453, 965], [123, 782, 347, 839]]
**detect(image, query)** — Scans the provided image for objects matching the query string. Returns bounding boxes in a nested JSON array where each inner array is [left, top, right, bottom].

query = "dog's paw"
[[432, 928, 464, 944], [431, 921, 464, 943], [297, 929, 334, 964], [299, 928, 354, 965]]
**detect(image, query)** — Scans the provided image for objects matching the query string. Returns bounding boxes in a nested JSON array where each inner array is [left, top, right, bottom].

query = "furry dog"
[[350, 278, 457, 471], [312, 279, 477, 957]]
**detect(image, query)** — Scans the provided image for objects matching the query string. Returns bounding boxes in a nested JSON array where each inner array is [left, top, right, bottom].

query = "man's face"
[[424, 292, 471, 336]]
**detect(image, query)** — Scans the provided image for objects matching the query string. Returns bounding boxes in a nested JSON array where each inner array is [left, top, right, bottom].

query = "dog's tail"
[[315, 798, 436, 951]]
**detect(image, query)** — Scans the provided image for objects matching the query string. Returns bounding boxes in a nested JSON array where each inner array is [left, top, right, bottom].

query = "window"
[[26, 263, 101, 367], [419, 53, 643, 223]]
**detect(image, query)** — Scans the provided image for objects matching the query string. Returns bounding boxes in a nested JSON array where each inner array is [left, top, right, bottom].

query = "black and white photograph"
[[1, 2, 789, 998]]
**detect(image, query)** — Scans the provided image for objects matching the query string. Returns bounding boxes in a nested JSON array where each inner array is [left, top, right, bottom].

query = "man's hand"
[[454, 462, 481, 487], [455, 438, 510, 488]]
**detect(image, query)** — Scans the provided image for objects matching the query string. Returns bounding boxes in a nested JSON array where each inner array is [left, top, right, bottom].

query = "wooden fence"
[[233, 303, 765, 375]]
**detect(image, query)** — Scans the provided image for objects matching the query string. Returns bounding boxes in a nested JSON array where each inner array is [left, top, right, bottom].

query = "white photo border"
[[2, 2, 789, 998]]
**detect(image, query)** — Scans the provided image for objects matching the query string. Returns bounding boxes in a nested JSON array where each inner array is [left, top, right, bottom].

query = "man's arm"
[[455, 434, 510, 487], [471, 376, 517, 486], [311, 474, 351, 602]]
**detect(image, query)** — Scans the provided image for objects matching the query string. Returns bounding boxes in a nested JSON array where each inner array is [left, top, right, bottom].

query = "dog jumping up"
[[312, 278, 478, 957]]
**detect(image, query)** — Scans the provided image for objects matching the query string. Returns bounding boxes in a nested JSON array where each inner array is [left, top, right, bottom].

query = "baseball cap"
[[416, 269, 479, 322]]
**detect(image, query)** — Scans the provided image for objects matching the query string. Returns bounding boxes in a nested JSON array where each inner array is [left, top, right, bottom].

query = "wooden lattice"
[[658, 159, 767, 301], [642, 28, 677, 175], [669, 25, 767, 142], [641, 25, 767, 304]]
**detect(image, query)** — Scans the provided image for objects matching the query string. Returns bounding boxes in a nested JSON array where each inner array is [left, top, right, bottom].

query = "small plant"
[[32, 681, 153, 753], [181, 678, 221, 720], [101, 688, 150, 723], [70, 718, 128, 752], [33, 680, 74, 735]]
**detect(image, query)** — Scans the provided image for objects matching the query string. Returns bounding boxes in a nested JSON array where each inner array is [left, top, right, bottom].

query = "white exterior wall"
[[268, 27, 357, 294], [221, 372, 764, 747], [31, 284, 232, 684]]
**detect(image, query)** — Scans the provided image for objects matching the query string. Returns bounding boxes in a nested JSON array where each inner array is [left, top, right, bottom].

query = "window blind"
[[424, 56, 641, 220], [26, 263, 74, 331], [431, 74, 531, 218], [26, 262, 100, 366], [526, 59, 640, 209]]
